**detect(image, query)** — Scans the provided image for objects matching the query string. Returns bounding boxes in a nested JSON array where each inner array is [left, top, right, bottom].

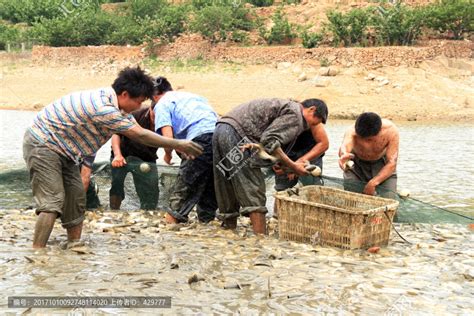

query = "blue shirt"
[[154, 91, 217, 140]]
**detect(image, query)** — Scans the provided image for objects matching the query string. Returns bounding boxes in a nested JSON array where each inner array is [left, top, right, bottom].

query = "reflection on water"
[[0, 110, 472, 314], [1, 110, 472, 215]]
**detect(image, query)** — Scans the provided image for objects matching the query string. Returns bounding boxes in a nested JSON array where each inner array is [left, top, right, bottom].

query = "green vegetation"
[[425, 0, 474, 40], [190, 4, 254, 43], [372, 3, 426, 45], [0, 0, 472, 49], [324, 0, 473, 47], [262, 8, 296, 44], [247, 0, 274, 7], [301, 28, 323, 48], [326, 8, 371, 46]]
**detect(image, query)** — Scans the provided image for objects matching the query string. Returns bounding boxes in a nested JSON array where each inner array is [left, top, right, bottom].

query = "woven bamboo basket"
[[275, 186, 399, 249]]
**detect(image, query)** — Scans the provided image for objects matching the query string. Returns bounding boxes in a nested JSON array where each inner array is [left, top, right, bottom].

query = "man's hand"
[[363, 180, 377, 196], [80, 165, 92, 191], [175, 140, 203, 160], [164, 151, 173, 165], [112, 155, 127, 168], [292, 162, 308, 176], [272, 164, 285, 176], [338, 152, 355, 170]]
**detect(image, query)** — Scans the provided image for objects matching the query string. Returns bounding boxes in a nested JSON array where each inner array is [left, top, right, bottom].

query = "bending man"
[[338, 112, 399, 199], [213, 98, 324, 234], [23, 67, 202, 248], [153, 77, 218, 224], [273, 99, 329, 191]]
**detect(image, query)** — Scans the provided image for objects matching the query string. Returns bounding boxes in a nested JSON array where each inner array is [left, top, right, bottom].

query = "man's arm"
[[364, 128, 399, 195], [121, 125, 203, 159], [272, 147, 308, 176], [81, 165, 92, 191], [338, 127, 356, 170], [297, 124, 329, 163], [111, 134, 127, 168], [161, 125, 174, 165]]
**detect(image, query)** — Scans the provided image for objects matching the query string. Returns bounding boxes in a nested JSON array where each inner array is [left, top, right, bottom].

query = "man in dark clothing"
[[273, 99, 329, 191], [80, 155, 101, 209], [109, 106, 160, 210], [213, 98, 324, 234]]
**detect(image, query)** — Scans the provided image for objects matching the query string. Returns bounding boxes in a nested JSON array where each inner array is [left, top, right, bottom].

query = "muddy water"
[[0, 110, 473, 314], [1, 110, 473, 215], [0, 209, 473, 314]]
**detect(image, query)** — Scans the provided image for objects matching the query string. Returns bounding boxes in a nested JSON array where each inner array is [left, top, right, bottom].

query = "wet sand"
[[0, 209, 472, 314]]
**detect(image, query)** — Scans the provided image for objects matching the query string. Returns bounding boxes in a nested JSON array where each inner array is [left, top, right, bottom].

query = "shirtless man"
[[338, 112, 399, 199]]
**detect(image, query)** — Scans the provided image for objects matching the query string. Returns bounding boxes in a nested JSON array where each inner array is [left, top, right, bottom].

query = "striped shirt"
[[28, 87, 137, 164]]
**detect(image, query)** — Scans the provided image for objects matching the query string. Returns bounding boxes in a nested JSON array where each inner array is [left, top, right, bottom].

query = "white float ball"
[[140, 162, 151, 173]]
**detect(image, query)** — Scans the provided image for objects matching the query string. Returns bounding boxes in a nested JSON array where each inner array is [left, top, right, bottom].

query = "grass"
[[143, 55, 243, 74]]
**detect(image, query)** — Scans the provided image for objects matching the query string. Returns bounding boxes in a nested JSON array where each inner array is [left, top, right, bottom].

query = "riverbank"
[[0, 43, 473, 121]]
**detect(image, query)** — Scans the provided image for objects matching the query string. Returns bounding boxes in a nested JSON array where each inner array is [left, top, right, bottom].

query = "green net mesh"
[[0, 162, 472, 224], [317, 175, 472, 224]]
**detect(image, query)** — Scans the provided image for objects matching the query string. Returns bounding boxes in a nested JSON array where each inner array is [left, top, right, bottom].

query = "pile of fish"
[[0, 208, 472, 314]]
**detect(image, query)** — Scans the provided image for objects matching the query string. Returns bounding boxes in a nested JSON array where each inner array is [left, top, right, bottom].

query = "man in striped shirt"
[[23, 66, 203, 248]]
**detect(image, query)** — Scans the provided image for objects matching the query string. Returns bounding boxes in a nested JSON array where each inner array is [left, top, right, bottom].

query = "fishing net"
[[0, 161, 472, 224], [316, 175, 472, 224]]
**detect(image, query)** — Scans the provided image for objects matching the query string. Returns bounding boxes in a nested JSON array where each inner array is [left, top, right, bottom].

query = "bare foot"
[[165, 213, 179, 224]]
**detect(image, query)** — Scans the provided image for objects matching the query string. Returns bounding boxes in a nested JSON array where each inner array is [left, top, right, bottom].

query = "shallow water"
[[1, 110, 473, 216], [0, 110, 473, 314]]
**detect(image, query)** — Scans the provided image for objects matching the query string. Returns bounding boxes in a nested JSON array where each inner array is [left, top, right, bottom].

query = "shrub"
[[129, 0, 167, 18], [326, 8, 371, 47], [191, 4, 254, 42], [141, 4, 189, 41], [191, 0, 240, 10], [29, 9, 115, 46], [301, 29, 323, 48], [247, 0, 274, 7], [0, 22, 20, 49], [105, 16, 145, 45], [0, 0, 104, 25], [230, 30, 249, 44], [372, 3, 426, 45], [264, 8, 296, 44], [425, 0, 474, 40], [191, 6, 233, 42]]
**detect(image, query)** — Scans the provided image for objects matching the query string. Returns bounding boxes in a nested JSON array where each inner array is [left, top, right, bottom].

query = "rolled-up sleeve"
[[154, 101, 173, 133]]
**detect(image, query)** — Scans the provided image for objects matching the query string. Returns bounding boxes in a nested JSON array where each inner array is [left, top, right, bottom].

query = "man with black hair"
[[23, 66, 203, 248], [152, 76, 218, 224], [338, 112, 399, 198], [213, 98, 324, 235], [273, 99, 329, 191]]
